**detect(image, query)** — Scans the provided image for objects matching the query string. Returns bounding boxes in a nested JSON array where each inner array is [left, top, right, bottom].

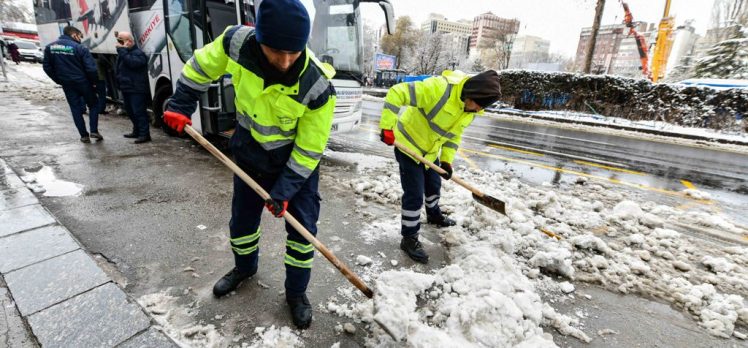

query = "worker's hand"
[[264, 198, 288, 218], [439, 162, 453, 180], [380, 129, 395, 146], [163, 110, 192, 134]]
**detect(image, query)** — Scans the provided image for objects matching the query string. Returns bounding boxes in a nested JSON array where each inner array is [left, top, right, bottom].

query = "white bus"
[[33, 0, 394, 138]]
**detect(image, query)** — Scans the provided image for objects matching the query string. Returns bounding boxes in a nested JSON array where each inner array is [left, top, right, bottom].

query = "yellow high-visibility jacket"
[[379, 70, 481, 165], [169, 25, 336, 200]]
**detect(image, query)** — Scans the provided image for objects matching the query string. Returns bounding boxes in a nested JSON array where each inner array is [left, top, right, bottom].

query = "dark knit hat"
[[255, 0, 310, 52], [461, 70, 502, 108]]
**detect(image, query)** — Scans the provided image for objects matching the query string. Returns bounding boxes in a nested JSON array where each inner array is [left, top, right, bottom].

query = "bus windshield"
[[302, 0, 363, 79]]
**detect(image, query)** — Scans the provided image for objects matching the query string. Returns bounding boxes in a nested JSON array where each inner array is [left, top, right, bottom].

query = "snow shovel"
[[393, 141, 561, 240], [184, 125, 374, 298], [393, 141, 506, 215]]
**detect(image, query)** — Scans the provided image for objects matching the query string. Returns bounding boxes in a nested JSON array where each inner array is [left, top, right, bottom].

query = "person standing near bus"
[[115, 31, 151, 143], [162, 0, 335, 329], [42, 26, 103, 143]]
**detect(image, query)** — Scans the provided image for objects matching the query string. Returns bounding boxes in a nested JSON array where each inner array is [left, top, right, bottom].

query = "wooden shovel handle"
[[393, 141, 485, 197], [185, 125, 374, 298]]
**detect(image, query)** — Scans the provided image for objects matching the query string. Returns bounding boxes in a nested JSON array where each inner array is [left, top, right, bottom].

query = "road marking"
[[461, 134, 628, 168], [460, 147, 694, 198], [680, 179, 696, 190], [489, 144, 544, 156], [573, 160, 644, 175], [356, 126, 709, 204], [458, 149, 480, 170]]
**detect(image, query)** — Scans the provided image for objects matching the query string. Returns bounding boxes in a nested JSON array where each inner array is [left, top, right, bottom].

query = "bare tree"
[[583, 0, 606, 74], [362, 23, 377, 77], [406, 33, 447, 75], [0, 0, 31, 23], [379, 16, 417, 69], [477, 31, 516, 70]]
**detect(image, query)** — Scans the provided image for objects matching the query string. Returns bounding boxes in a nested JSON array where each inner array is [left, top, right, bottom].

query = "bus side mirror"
[[378, 1, 395, 34]]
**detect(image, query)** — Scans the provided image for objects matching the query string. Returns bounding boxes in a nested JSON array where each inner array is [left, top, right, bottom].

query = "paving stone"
[[0, 282, 39, 348], [0, 204, 56, 237], [0, 225, 80, 273], [0, 186, 37, 211], [0, 159, 25, 191], [28, 283, 150, 348], [117, 328, 179, 348], [5, 250, 109, 315]]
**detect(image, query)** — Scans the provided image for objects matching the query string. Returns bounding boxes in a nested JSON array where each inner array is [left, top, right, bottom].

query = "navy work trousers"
[[96, 79, 107, 113], [122, 92, 150, 137], [228, 128, 320, 298], [395, 148, 443, 237], [62, 83, 98, 137]]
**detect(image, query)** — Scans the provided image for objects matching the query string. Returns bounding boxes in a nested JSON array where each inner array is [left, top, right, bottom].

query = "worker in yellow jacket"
[[379, 70, 501, 263], [162, 0, 335, 329]]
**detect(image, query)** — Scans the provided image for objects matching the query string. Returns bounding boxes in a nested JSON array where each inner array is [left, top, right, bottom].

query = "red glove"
[[264, 198, 288, 218], [380, 129, 395, 145], [163, 110, 192, 134]]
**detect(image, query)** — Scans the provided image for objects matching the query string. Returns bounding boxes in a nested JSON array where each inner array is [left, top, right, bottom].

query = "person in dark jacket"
[[8, 42, 20, 65], [42, 26, 103, 143], [115, 31, 150, 143]]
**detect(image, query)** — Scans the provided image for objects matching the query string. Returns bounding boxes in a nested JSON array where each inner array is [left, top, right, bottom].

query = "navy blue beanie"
[[255, 0, 311, 52]]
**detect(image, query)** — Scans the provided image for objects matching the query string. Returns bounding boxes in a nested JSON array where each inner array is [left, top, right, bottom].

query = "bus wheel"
[[152, 84, 178, 136]]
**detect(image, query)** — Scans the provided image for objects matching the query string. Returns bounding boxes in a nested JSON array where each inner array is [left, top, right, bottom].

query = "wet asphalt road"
[[345, 99, 748, 229], [1, 68, 744, 347]]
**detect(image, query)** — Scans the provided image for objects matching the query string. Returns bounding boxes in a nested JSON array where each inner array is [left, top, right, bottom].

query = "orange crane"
[[621, 1, 651, 79], [650, 0, 675, 82]]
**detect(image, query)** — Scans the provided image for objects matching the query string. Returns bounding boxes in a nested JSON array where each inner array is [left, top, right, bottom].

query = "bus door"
[[199, 0, 240, 136]]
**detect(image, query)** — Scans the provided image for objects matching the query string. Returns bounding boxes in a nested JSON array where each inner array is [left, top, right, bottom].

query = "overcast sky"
[[361, 0, 716, 57]]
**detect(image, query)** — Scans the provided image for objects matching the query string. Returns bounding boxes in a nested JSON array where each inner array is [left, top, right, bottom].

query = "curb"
[[0, 158, 179, 347]]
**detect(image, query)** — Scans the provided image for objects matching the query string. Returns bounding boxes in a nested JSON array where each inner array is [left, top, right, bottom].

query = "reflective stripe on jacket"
[[379, 70, 481, 164], [168, 25, 336, 200]]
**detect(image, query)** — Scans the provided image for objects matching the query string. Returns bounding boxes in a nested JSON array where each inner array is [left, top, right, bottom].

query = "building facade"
[[508, 35, 551, 69], [421, 13, 472, 36], [574, 23, 630, 74]]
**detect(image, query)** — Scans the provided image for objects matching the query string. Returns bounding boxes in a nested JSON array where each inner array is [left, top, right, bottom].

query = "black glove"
[[439, 162, 453, 180]]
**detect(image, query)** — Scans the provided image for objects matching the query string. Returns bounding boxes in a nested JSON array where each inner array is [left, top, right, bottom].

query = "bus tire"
[[152, 84, 178, 136]]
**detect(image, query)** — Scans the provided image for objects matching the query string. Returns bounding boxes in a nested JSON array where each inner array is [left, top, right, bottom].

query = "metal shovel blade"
[[472, 193, 507, 215]]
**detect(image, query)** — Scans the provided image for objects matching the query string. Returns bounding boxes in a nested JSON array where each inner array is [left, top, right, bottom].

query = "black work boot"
[[286, 294, 313, 329], [80, 136, 91, 143], [90, 132, 103, 141], [212, 266, 256, 297], [427, 215, 456, 228], [400, 235, 429, 264], [123, 132, 137, 138]]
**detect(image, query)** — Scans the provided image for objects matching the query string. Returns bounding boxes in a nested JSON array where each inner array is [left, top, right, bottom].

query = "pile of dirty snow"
[[321, 153, 748, 345]]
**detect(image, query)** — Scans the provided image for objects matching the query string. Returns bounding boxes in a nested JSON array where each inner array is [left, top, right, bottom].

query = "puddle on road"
[[21, 166, 83, 197]]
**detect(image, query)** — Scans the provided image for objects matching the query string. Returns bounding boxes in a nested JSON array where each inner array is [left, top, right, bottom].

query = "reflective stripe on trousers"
[[228, 133, 321, 297], [394, 148, 443, 237]]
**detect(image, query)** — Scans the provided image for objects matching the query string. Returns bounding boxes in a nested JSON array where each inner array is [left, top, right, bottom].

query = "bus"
[[33, 0, 394, 138]]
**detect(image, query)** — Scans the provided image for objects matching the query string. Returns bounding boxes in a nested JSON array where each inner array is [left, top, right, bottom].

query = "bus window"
[[205, 0, 238, 40], [165, 0, 194, 62]]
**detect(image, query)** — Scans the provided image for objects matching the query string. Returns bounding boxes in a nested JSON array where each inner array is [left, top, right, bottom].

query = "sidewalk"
[[0, 158, 177, 347]]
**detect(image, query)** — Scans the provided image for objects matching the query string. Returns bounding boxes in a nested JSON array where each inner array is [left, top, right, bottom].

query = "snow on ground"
[[138, 290, 303, 348], [0, 63, 66, 102], [321, 153, 748, 346]]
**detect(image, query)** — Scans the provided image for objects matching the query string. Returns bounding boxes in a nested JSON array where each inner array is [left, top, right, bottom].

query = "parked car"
[[12, 40, 43, 63]]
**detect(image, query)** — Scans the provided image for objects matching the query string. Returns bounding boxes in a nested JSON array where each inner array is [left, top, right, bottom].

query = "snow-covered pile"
[[138, 290, 303, 348], [497, 70, 748, 132], [323, 156, 748, 345]]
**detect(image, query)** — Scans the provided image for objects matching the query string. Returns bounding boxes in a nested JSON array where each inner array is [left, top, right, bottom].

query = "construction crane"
[[621, 1, 651, 79], [650, 0, 675, 82]]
